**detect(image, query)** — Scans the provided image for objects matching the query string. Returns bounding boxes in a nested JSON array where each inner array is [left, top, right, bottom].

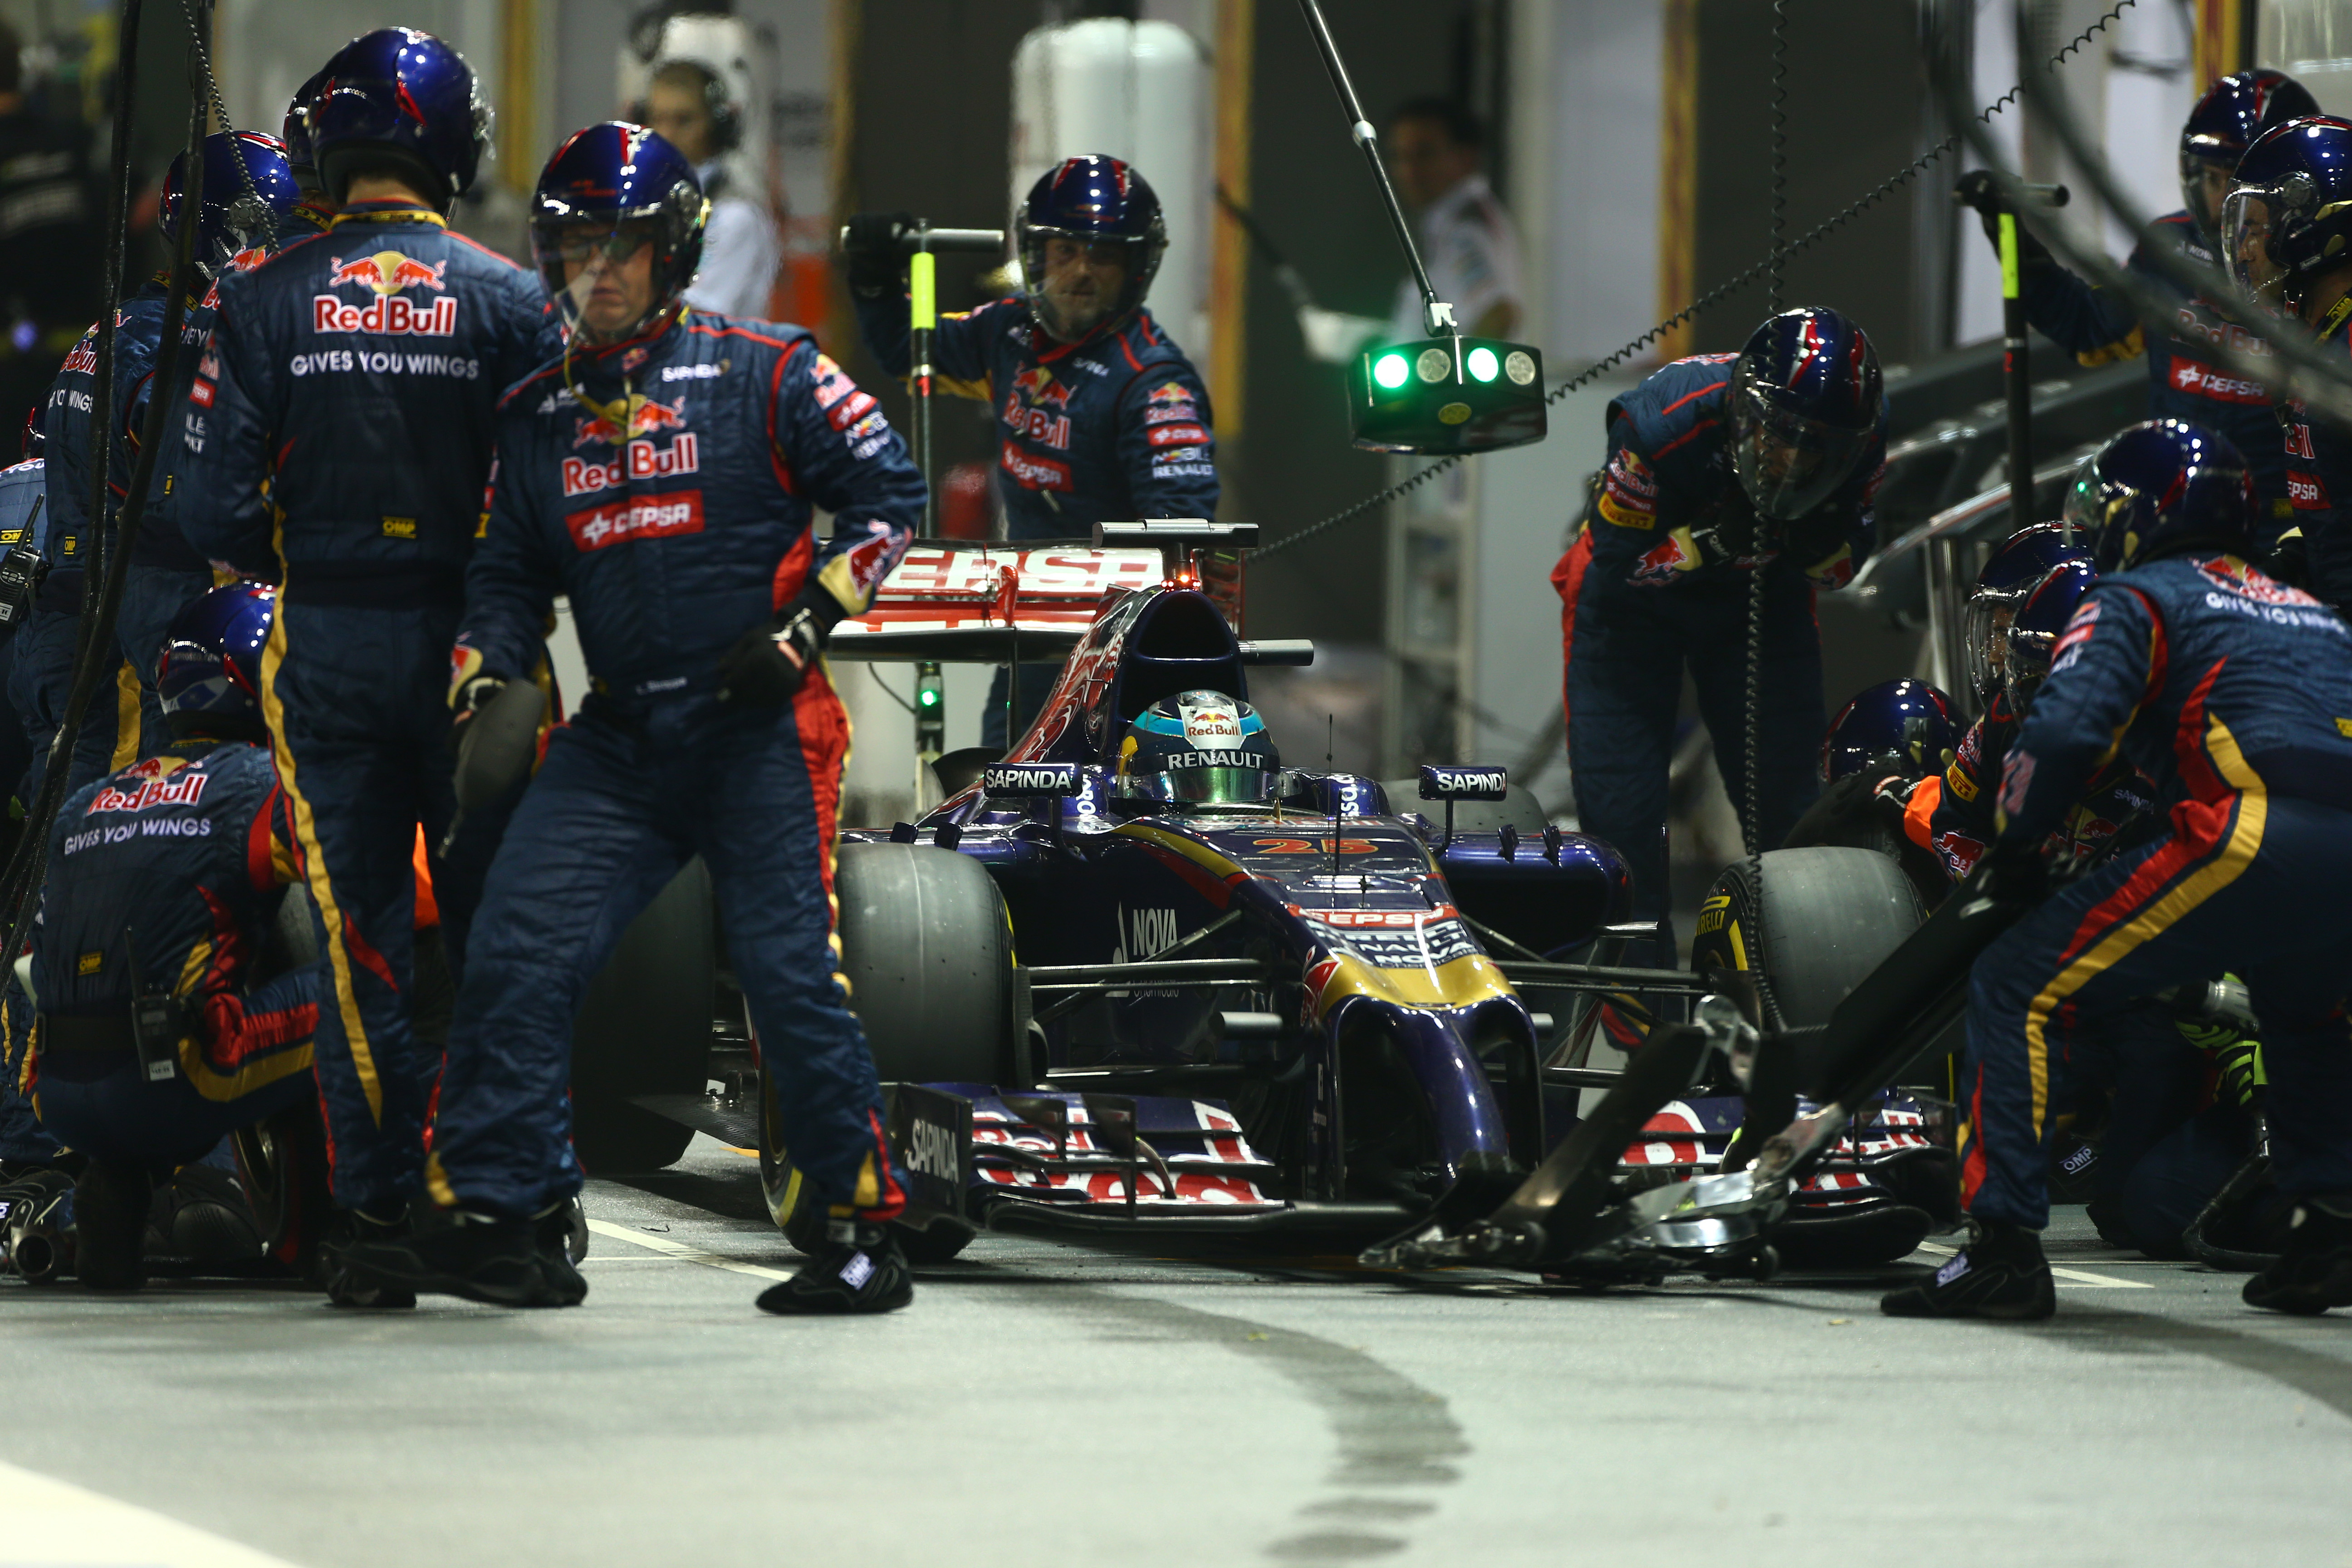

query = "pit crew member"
[[844, 155, 1217, 745], [1954, 69, 2318, 539], [0, 451, 61, 1178], [279, 68, 338, 236], [342, 124, 924, 1311], [638, 55, 778, 318], [25, 583, 322, 1292], [1779, 676, 1959, 901], [175, 29, 555, 1238], [1552, 305, 1884, 958], [1882, 420, 2352, 1320], [46, 131, 303, 767], [2227, 114, 2352, 611]]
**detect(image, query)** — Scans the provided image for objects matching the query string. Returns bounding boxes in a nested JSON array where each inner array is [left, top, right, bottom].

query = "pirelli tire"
[[1689, 846, 1926, 1026], [1692, 846, 1940, 1266], [759, 844, 1013, 1264], [569, 859, 718, 1174]]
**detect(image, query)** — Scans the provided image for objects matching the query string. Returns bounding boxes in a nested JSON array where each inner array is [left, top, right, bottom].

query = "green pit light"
[[1466, 346, 1499, 383], [1372, 352, 1411, 391]]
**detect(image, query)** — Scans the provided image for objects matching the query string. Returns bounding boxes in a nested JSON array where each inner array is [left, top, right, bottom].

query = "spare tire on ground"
[[569, 859, 717, 1174]]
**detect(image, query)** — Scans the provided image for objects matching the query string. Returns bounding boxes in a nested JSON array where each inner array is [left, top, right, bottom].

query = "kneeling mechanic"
[[341, 124, 926, 1310]]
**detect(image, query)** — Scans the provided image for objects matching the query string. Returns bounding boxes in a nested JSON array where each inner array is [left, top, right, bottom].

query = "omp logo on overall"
[[560, 434, 700, 498], [313, 250, 456, 337], [565, 490, 705, 550]]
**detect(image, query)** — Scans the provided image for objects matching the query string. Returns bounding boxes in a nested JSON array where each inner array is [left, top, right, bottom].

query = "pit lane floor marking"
[[1916, 1240, 2151, 1289], [584, 1217, 791, 1281], [0, 1453, 303, 1566]]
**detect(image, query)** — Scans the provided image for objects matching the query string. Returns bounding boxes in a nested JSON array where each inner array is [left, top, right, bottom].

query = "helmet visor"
[[1729, 382, 1871, 522], [2180, 151, 2235, 239], [1019, 226, 1147, 341], [1117, 766, 1279, 808], [534, 216, 662, 339], [2221, 186, 2288, 310], [1962, 589, 2024, 703]]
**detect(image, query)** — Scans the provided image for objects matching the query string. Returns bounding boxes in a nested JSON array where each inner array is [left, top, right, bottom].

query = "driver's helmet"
[[2179, 69, 2318, 240], [1117, 690, 1279, 807], [1964, 522, 2088, 703], [2003, 557, 2100, 714], [1727, 305, 1883, 523]]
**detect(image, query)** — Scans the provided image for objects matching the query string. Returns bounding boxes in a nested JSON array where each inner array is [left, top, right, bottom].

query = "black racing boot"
[[755, 1217, 912, 1316], [73, 1161, 152, 1292], [2244, 1194, 2352, 1314], [336, 1202, 588, 1308], [321, 1205, 418, 1309], [1881, 1215, 2056, 1321]]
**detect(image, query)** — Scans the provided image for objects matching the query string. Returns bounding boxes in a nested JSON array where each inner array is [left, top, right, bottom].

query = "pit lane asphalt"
[[7, 1135, 2349, 1567]]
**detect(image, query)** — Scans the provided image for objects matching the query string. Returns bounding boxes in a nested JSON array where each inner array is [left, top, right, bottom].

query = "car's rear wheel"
[[760, 844, 1012, 1261], [569, 859, 716, 1174]]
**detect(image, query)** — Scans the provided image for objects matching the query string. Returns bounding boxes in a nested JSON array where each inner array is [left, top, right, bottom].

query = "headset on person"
[[629, 57, 741, 157]]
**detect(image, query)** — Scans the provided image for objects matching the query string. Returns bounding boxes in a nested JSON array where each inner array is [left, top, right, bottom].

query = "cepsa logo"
[[565, 490, 705, 551], [560, 433, 699, 498], [313, 250, 455, 336]]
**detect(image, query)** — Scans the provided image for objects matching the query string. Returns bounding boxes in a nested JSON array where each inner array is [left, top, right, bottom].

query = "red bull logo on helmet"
[[313, 250, 456, 336]]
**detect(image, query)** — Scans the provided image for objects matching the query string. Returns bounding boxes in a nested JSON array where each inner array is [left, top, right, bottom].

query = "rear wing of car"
[[828, 532, 1310, 665]]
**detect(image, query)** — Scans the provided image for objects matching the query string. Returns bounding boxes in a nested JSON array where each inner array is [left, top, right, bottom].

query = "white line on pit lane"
[[1916, 1240, 2151, 1289], [584, 1217, 791, 1281], [0, 1453, 303, 1566]]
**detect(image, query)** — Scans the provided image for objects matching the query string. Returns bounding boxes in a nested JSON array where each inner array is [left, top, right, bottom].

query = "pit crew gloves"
[[841, 211, 918, 299], [716, 589, 842, 709]]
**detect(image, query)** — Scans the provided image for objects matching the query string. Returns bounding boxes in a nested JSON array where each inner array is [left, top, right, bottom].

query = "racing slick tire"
[[1693, 847, 1944, 1267], [569, 859, 718, 1174], [760, 844, 1011, 1260]]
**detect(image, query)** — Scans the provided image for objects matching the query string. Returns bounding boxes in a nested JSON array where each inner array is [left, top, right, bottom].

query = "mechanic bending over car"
[[1552, 305, 1884, 961], [1780, 676, 1961, 902], [340, 123, 926, 1312], [23, 585, 326, 1292], [1954, 69, 2318, 542], [2228, 114, 2352, 612], [176, 29, 559, 1268], [45, 131, 305, 774], [843, 155, 1218, 747], [1884, 420, 2352, 1321]]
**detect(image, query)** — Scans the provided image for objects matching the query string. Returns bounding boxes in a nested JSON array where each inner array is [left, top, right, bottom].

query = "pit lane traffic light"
[[1348, 336, 1547, 454]]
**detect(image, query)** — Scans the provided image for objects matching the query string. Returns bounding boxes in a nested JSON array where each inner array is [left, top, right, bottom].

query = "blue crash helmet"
[[1015, 155, 1166, 342], [282, 67, 330, 187], [531, 122, 706, 340], [312, 27, 492, 208], [1727, 306, 1884, 522], [2003, 557, 2101, 713], [1963, 522, 2091, 703], [160, 130, 304, 280], [1819, 678, 1962, 785], [2180, 69, 2318, 236], [157, 583, 278, 740], [2062, 419, 2257, 574], [1117, 690, 1279, 808], [2224, 114, 2352, 316]]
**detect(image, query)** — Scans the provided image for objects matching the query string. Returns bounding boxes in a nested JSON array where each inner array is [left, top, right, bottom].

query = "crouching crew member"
[[844, 155, 1217, 745], [340, 125, 925, 1311], [176, 30, 556, 1244], [1553, 306, 1885, 956], [1883, 421, 2352, 1321], [26, 584, 321, 1291]]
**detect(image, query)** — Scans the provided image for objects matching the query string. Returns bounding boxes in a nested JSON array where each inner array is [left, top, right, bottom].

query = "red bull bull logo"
[[1144, 380, 1195, 408], [572, 395, 690, 450], [1632, 527, 1701, 585], [1002, 367, 1074, 449], [313, 250, 456, 337]]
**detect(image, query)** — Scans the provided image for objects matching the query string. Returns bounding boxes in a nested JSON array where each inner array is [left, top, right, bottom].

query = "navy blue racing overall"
[[428, 311, 924, 1220], [175, 200, 556, 1213], [1961, 551, 2352, 1228]]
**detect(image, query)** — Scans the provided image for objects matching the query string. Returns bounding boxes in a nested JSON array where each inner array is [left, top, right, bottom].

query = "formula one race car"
[[614, 527, 1958, 1271]]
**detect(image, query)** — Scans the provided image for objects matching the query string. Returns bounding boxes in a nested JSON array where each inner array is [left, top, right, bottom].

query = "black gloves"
[[448, 673, 508, 752], [1952, 170, 2052, 266], [841, 211, 917, 299], [716, 590, 844, 708], [1976, 839, 2049, 904]]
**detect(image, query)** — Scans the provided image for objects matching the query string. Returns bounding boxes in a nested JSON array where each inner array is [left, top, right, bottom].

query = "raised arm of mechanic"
[[1116, 362, 1220, 519], [777, 342, 925, 622], [1992, 584, 2161, 847], [176, 289, 280, 577], [452, 442, 561, 695]]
